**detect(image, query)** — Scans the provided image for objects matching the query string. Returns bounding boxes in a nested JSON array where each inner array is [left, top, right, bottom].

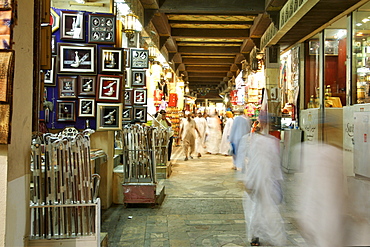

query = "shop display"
[[133, 106, 147, 123], [166, 107, 180, 137], [44, 56, 56, 86], [124, 89, 133, 105], [122, 106, 133, 123], [78, 98, 95, 117], [130, 49, 149, 69], [58, 75, 77, 98], [50, 8, 60, 33], [60, 11, 85, 41], [133, 88, 147, 105], [58, 43, 97, 74], [0, 10, 12, 49], [96, 103, 122, 131], [88, 13, 116, 44], [96, 74, 122, 102], [56, 100, 76, 122], [131, 69, 146, 87], [99, 47, 124, 74], [30, 131, 100, 239], [77, 75, 96, 96]]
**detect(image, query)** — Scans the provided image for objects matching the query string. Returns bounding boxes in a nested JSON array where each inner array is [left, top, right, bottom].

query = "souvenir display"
[[133, 88, 147, 105], [96, 103, 122, 130], [56, 100, 76, 121], [78, 75, 96, 96], [130, 49, 149, 69], [122, 106, 133, 122], [100, 47, 124, 74], [88, 14, 116, 44], [58, 75, 77, 98], [131, 69, 146, 87], [97, 74, 122, 102], [60, 11, 85, 41], [133, 106, 147, 122], [58, 43, 97, 74], [78, 98, 95, 117]]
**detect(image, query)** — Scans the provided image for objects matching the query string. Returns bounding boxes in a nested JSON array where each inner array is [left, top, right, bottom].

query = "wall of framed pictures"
[[42, 8, 150, 131]]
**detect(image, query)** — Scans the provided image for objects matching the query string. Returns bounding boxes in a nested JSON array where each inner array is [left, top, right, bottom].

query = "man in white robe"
[[228, 109, 251, 169], [194, 113, 207, 157], [219, 111, 234, 155], [205, 113, 222, 154]]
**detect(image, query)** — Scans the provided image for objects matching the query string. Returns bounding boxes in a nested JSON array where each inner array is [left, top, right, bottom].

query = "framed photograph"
[[51, 35, 57, 54], [60, 11, 85, 41], [50, 8, 60, 33], [122, 106, 133, 122], [133, 88, 147, 105], [58, 75, 77, 98], [133, 106, 147, 123], [97, 74, 122, 102], [124, 48, 130, 68], [124, 89, 133, 106], [124, 68, 131, 88], [44, 56, 56, 86], [57, 100, 76, 121], [78, 75, 96, 96], [131, 49, 149, 69], [58, 43, 97, 74], [0, 50, 15, 103], [100, 47, 124, 73], [88, 14, 116, 44], [78, 98, 95, 117], [96, 103, 122, 131], [131, 69, 146, 87]]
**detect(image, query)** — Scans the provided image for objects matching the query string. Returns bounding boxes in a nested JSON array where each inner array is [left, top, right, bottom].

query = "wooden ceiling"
[[140, 0, 366, 98]]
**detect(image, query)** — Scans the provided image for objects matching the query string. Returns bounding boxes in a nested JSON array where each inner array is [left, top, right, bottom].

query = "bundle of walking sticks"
[[30, 130, 100, 239]]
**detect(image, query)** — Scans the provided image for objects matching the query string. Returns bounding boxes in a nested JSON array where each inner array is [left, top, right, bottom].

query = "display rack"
[[166, 107, 180, 138]]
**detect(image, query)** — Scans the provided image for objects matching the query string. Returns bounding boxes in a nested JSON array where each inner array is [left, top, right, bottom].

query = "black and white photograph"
[[131, 69, 146, 87], [57, 100, 76, 121], [58, 43, 97, 74], [44, 56, 56, 86], [100, 47, 124, 73], [60, 11, 85, 41], [122, 106, 133, 122], [88, 14, 116, 44], [78, 75, 96, 96], [133, 88, 147, 105], [96, 103, 122, 131], [124, 88, 133, 106], [78, 98, 95, 117], [133, 106, 147, 123], [131, 49, 149, 69], [58, 75, 77, 98]]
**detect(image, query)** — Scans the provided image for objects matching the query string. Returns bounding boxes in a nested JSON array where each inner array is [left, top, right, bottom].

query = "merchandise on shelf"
[[166, 107, 180, 137]]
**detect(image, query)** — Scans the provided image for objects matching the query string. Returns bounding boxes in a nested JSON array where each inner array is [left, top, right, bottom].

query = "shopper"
[[219, 111, 234, 155], [228, 109, 251, 169], [179, 113, 200, 161], [155, 110, 174, 161], [205, 112, 222, 154], [194, 112, 207, 157], [241, 116, 286, 246]]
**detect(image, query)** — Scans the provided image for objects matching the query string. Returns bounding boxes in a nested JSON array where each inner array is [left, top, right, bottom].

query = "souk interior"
[[3, 0, 370, 246]]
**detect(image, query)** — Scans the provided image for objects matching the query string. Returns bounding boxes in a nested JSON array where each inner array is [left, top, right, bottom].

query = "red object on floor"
[[269, 130, 281, 139], [123, 184, 156, 204]]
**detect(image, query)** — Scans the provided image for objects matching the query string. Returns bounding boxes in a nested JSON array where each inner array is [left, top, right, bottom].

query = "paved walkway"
[[101, 147, 306, 246]]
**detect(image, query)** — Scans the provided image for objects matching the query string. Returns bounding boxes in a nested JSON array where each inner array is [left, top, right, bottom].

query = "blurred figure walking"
[[194, 112, 207, 158], [205, 112, 222, 154], [179, 113, 200, 161], [219, 111, 234, 155]]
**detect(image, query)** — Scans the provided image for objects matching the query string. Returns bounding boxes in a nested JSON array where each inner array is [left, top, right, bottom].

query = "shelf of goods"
[[166, 107, 180, 138], [247, 88, 262, 103], [29, 130, 102, 246]]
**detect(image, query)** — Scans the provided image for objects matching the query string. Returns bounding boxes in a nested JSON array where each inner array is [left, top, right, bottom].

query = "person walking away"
[[205, 112, 222, 154], [228, 109, 251, 169], [179, 113, 200, 161], [155, 110, 174, 161], [194, 112, 207, 157], [241, 117, 286, 246], [219, 111, 234, 155]]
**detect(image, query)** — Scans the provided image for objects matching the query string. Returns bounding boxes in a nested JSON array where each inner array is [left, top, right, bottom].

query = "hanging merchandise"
[[230, 90, 238, 105], [168, 93, 178, 107]]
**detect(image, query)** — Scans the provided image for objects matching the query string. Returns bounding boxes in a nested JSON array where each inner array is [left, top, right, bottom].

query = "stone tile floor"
[[101, 147, 306, 246]]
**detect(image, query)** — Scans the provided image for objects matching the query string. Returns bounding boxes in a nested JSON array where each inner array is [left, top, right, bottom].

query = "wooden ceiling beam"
[[188, 72, 227, 77], [171, 28, 250, 39], [182, 58, 235, 64], [186, 66, 230, 72], [178, 46, 240, 54], [151, 12, 171, 36]]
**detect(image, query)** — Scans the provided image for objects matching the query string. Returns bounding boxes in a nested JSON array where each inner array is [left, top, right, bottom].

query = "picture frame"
[[57, 100, 76, 121], [100, 47, 124, 73], [78, 75, 96, 96], [58, 43, 97, 74], [51, 35, 57, 55], [124, 88, 133, 106], [133, 106, 147, 123], [88, 14, 116, 44], [96, 103, 122, 131], [0, 10, 11, 49], [0, 50, 15, 103], [97, 74, 122, 102], [60, 11, 85, 41], [124, 68, 131, 88], [130, 49, 149, 69], [133, 88, 147, 105], [50, 8, 60, 33], [44, 56, 56, 86], [131, 69, 146, 87], [40, 25, 52, 70], [58, 75, 77, 98], [122, 106, 133, 122], [124, 48, 130, 68], [0, 104, 10, 144], [78, 98, 95, 117]]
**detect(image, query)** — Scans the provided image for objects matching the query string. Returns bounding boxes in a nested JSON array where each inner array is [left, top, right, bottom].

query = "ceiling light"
[[362, 18, 369, 23], [356, 23, 363, 26]]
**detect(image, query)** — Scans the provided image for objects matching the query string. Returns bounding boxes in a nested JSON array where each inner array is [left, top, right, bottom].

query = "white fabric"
[[229, 115, 251, 168], [194, 116, 207, 154], [219, 117, 234, 155], [295, 142, 346, 247], [241, 133, 286, 246], [205, 116, 222, 154]]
